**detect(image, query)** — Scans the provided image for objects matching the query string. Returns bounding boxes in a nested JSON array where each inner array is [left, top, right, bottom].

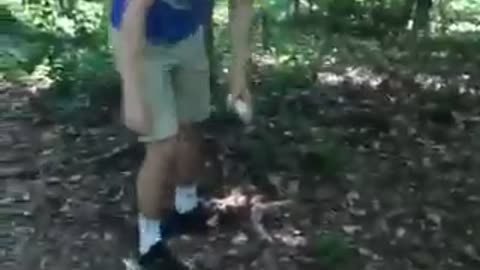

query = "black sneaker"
[[123, 241, 188, 270], [162, 203, 211, 238]]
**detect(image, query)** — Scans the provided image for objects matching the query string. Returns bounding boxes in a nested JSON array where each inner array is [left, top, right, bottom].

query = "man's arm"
[[228, 0, 254, 122], [119, 0, 153, 88], [116, 0, 154, 134]]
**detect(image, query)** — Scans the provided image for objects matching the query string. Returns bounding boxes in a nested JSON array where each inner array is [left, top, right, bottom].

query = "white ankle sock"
[[175, 184, 199, 214], [138, 214, 162, 255]]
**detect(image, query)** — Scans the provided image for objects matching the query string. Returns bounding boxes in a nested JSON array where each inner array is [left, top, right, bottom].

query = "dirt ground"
[[2, 69, 480, 270]]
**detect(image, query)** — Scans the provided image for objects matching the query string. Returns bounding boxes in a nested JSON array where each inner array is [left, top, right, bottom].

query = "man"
[[108, 0, 253, 269]]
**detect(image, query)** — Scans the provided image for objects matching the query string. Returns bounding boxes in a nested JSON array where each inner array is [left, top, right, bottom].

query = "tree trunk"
[[204, 0, 216, 87], [292, 0, 300, 17], [412, 0, 433, 37], [398, 0, 415, 30], [308, 0, 314, 14], [436, 0, 450, 34], [261, 10, 270, 51], [228, 0, 254, 100]]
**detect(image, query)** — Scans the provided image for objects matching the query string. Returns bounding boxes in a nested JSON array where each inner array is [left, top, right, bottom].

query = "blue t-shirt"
[[110, 0, 210, 44]]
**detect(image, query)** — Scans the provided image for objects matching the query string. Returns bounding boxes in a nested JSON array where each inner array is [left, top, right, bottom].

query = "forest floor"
[[3, 49, 480, 270]]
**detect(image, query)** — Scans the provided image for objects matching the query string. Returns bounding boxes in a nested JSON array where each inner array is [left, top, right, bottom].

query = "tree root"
[[79, 142, 136, 165], [251, 199, 292, 242], [251, 199, 292, 270]]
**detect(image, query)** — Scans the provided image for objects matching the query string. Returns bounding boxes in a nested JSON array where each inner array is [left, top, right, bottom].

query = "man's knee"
[[142, 136, 178, 199], [145, 136, 178, 162], [178, 122, 202, 143]]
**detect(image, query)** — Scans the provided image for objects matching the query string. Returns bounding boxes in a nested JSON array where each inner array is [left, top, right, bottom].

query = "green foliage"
[[306, 141, 347, 177], [318, 0, 411, 37], [2, 0, 116, 124], [3, 0, 480, 126], [314, 232, 356, 269], [259, 0, 290, 21], [15, 0, 103, 37], [1, 5, 48, 78], [3, 0, 107, 76]]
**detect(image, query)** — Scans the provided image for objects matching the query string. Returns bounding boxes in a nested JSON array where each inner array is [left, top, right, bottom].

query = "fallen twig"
[[250, 199, 293, 270], [79, 142, 136, 165], [251, 200, 293, 242]]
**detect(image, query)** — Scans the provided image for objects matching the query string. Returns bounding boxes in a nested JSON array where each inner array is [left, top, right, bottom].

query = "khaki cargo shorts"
[[109, 26, 211, 142]]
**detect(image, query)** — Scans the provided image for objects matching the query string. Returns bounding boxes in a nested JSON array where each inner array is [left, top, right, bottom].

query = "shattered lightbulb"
[[227, 93, 253, 124]]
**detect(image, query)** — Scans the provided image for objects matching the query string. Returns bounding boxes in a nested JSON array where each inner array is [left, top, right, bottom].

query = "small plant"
[[301, 140, 348, 177], [313, 231, 356, 269]]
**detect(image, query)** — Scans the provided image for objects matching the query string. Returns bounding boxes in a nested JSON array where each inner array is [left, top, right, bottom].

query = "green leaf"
[[314, 232, 355, 269]]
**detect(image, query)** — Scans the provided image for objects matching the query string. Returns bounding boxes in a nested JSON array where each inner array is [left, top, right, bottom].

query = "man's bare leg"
[[137, 138, 177, 218], [169, 123, 210, 232], [173, 123, 205, 211], [135, 138, 176, 256]]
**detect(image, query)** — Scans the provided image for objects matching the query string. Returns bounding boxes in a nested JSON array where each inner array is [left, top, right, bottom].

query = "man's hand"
[[122, 82, 151, 135]]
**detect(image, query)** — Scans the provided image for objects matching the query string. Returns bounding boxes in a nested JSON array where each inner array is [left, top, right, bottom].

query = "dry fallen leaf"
[[231, 232, 249, 245], [463, 244, 480, 261], [349, 207, 367, 216], [277, 233, 307, 247], [426, 212, 442, 227], [346, 191, 360, 205], [46, 176, 61, 184], [342, 225, 362, 235], [358, 247, 382, 261], [395, 227, 406, 238], [69, 174, 82, 183]]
